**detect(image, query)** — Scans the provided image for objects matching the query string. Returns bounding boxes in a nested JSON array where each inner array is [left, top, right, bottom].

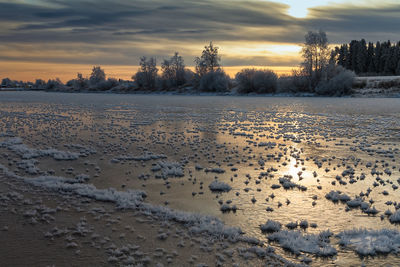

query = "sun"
[[274, 0, 363, 18]]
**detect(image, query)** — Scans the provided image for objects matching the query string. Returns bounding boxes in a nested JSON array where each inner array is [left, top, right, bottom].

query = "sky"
[[1, 0, 400, 81]]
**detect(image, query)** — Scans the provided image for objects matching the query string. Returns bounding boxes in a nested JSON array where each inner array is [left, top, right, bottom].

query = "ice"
[[337, 228, 400, 256], [0, 163, 245, 242]]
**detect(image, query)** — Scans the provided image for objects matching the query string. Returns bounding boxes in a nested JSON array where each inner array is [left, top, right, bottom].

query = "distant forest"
[[332, 40, 400, 76]]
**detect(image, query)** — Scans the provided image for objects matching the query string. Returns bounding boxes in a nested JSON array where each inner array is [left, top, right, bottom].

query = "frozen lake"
[[1, 91, 400, 266]]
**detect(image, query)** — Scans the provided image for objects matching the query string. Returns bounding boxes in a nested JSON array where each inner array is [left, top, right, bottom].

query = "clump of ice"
[[16, 159, 40, 174], [268, 230, 337, 256], [204, 168, 226, 174], [0, 137, 80, 160], [337, 228, 400, 256], [257, 142, 276, 148], [153, 161, 184, 178], [389, 210, 400, 223], [112, 152, 166, 162], [24, 175, 146, 209], [325, 190, 351, 203], [278, 176, 307, 191], [260, 220, 281, 233], [209, 180, 232, 192]]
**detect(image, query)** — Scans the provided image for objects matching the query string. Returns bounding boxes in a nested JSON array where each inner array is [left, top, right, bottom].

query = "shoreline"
[[1, 88, 400, 98]]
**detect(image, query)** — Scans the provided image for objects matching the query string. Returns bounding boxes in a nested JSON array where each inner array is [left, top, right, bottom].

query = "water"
[[1, 91, 400, 266]]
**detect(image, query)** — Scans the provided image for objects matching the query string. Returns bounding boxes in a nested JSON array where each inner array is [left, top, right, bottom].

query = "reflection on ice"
[[0, 92, 400, 266]]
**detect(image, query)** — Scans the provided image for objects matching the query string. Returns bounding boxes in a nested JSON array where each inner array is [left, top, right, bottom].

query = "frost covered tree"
[[1, 78, 12, 87], [133, 57, 158, 89], [301, 30, 330, 89], [195, 42, 221, 77], [89, 66, 106, 86], [34, 79, 46, 89], [193, 42, 230, 92], [69, 73, 89, 90], [46, 78, 63, 90], [161, 52, 186, 89]]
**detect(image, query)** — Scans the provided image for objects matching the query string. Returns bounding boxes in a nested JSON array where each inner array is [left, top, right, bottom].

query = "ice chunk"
[[209, 180, 232, 192]]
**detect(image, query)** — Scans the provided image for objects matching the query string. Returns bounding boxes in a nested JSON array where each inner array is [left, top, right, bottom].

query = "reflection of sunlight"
[[287, 158, 300, 180]]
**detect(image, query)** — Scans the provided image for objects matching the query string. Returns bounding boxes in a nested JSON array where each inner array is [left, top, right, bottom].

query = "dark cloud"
[[0, 0, 399, 67]]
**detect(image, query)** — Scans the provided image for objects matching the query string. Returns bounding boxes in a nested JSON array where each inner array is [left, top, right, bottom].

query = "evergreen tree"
[[366, 42, 375, 73]]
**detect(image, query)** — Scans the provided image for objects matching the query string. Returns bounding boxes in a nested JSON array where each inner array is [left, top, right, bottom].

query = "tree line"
[[332, 40, 400, 76], [2, 31, 372, 96]]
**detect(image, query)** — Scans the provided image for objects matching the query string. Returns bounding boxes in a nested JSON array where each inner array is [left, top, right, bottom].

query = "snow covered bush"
[[277, 70, 309, 93], [67, 73, 89, 90], [133, 57, 158, 90], [45, 78, 65, 91], [199, 69, 231, 92], [235, 68, 278, 94], [93, 78, 119, 91], [315, 65, 355, 96]]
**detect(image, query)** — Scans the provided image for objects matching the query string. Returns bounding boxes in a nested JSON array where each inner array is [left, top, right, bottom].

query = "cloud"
[[0, 0, 399, 71]]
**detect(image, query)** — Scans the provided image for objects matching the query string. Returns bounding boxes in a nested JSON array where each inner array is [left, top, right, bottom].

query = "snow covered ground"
[[0, 91, 400, 266]]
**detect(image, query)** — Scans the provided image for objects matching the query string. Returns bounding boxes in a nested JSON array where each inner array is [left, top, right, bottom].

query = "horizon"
[[1, 0, 400, 81]]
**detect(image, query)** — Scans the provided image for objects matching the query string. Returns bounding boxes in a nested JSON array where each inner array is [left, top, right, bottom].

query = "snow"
[[337, 228, 400, 256], [268, 230, 337, 256], [208, 180, 232, 192]]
